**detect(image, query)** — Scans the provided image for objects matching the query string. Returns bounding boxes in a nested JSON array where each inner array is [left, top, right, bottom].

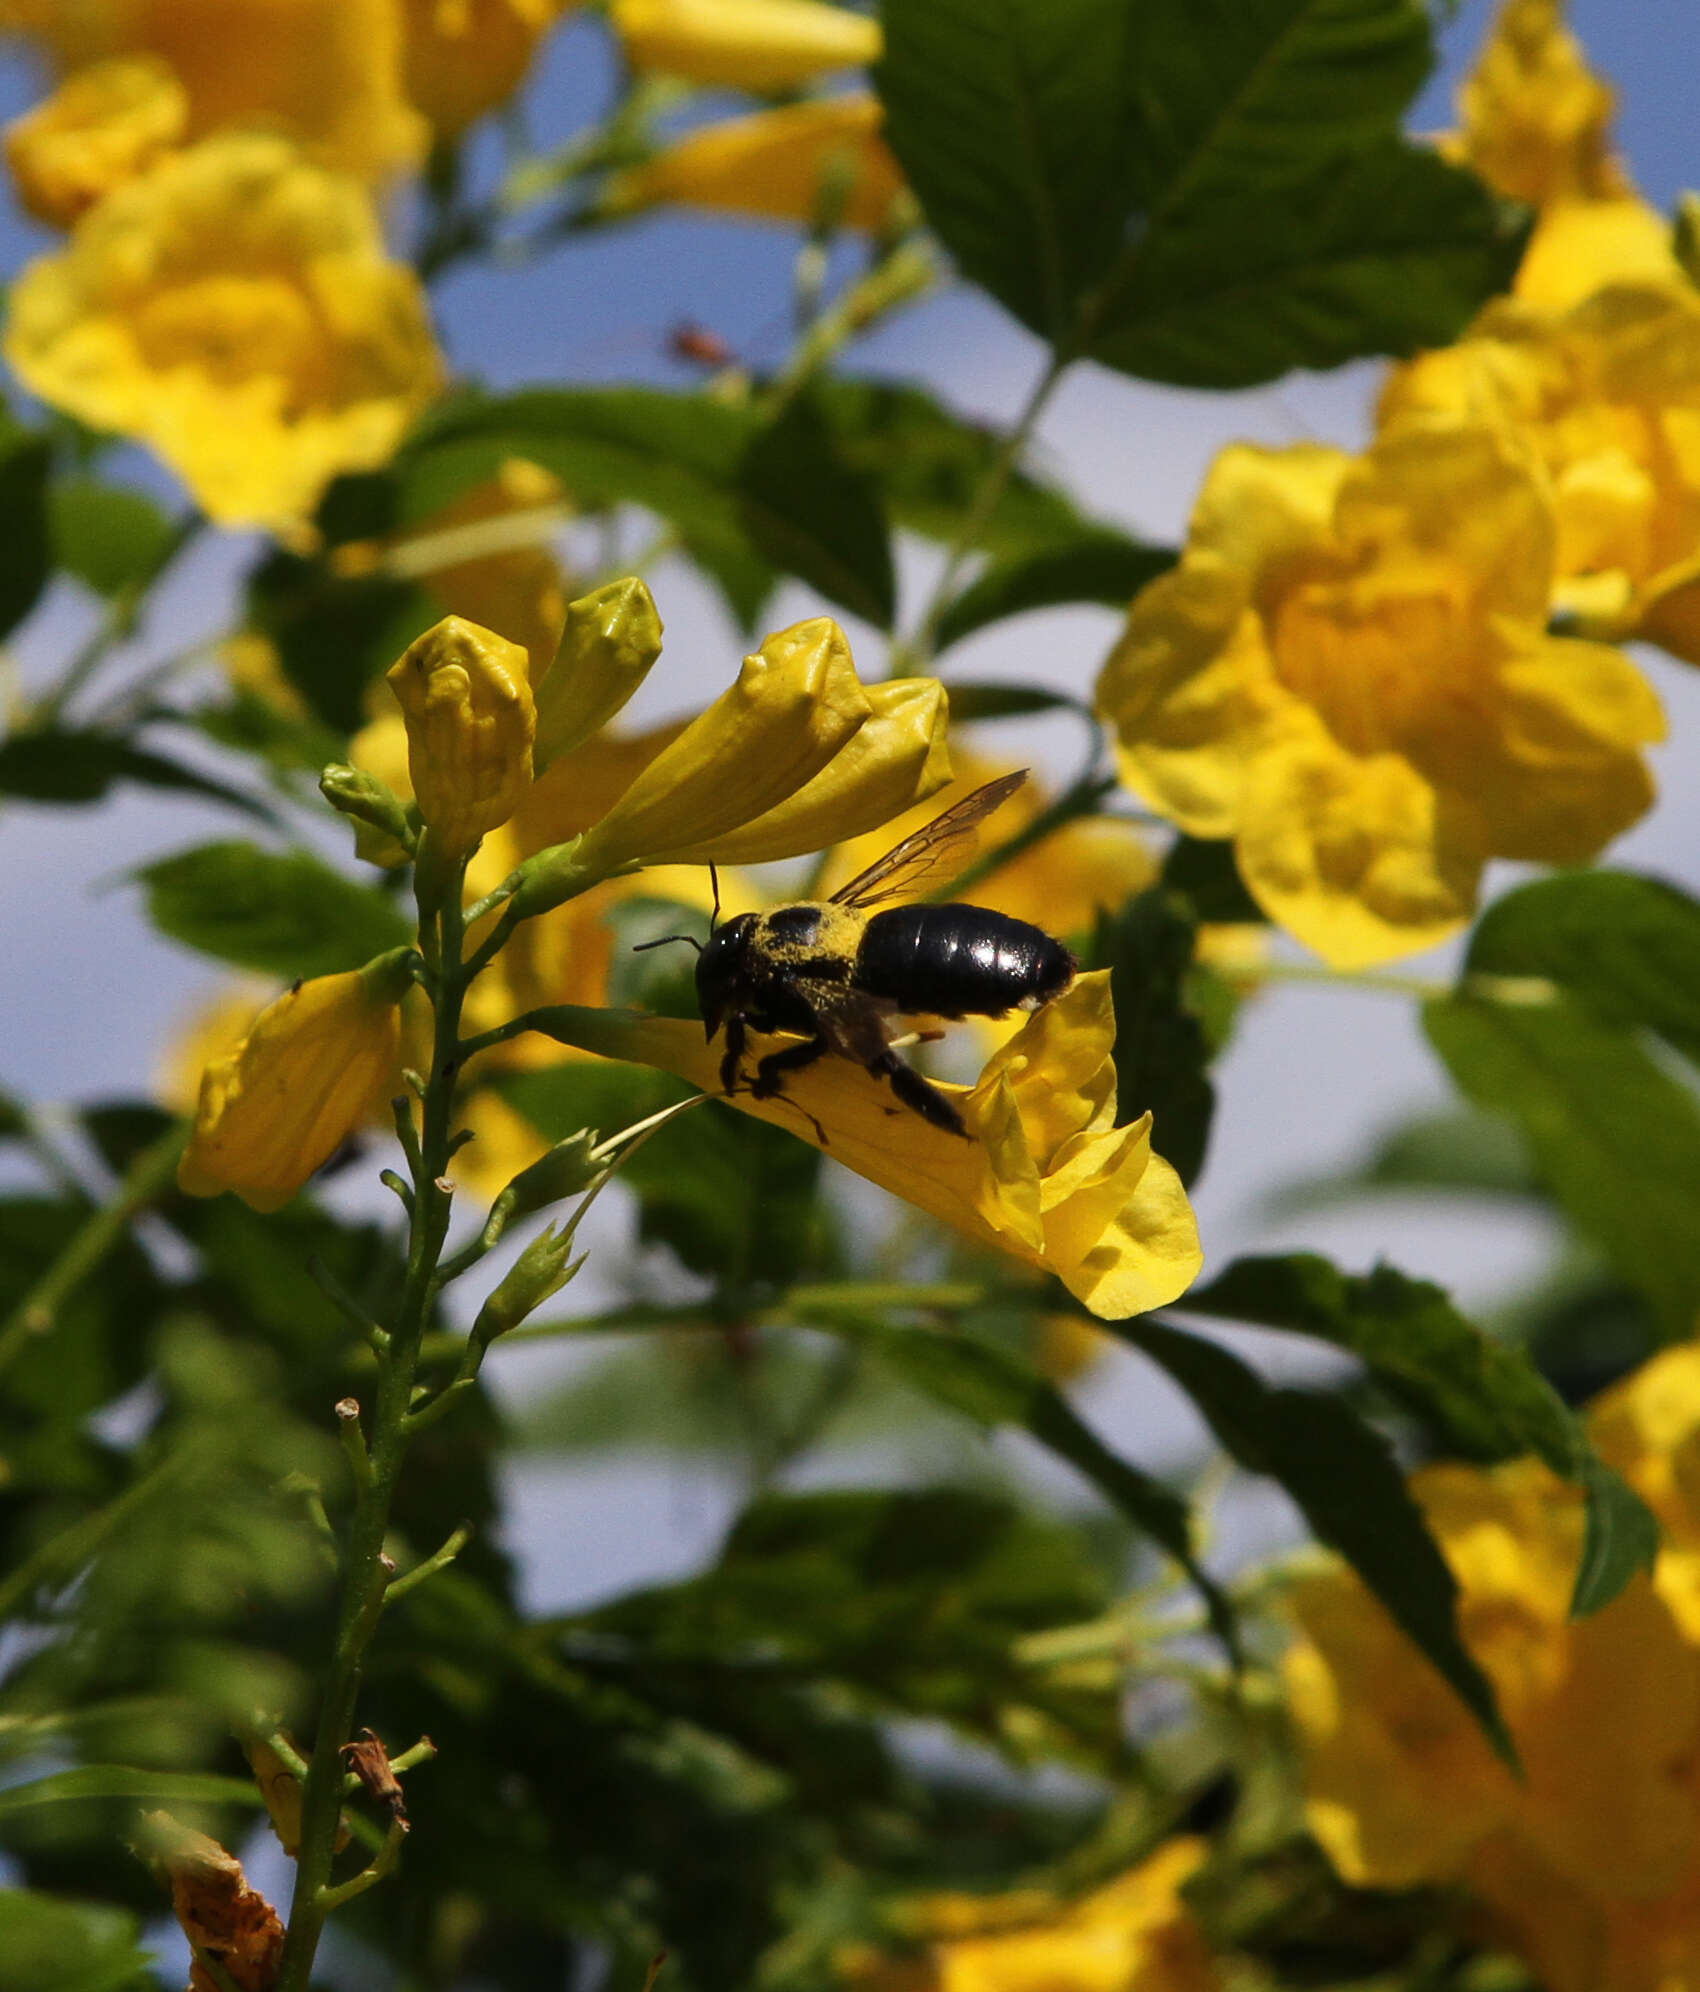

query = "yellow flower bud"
[[606, 95, 905, 231], [612, 0, 881, 92], [4, 55, 187, 229], [319, 762, 416, 868], [687, 675, 951, 866], [573, 616, 872, 871], [386, 615, 537, 859], [177, 951, 416, 1213], [532, 577, 664, 771]]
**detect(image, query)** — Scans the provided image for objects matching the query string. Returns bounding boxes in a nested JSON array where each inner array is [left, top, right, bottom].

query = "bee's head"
[[695, 913, 756, 1040]]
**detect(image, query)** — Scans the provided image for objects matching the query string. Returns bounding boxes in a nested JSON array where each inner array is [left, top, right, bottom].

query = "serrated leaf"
[[1087, 889, 1215, 1186], [1425, 994, 1700, 1337], [0, 729, 275, 822], [934, 534, 1172, 652], [1117, 1314, 1512, 1760], [1088, 143, 1528, 387], [1465, 869, 1700, 1066], [879, 0, 1520, 384], [133, 840, 413, 978], [878, 0, 1139, 348], [49, 478, 176, 598], [1177, 1253, 1659, 1612], [0, 1766, 261, 1818], [810, 1314, 1239, 1661]]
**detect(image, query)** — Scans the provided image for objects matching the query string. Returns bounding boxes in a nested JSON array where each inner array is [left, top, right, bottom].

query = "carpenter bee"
[[636, 772, 1076, 1138]]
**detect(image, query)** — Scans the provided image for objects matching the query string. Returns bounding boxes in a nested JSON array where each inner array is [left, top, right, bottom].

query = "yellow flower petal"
[[1287, 1437, 1700, 1974], [573, 616, 872, 869], [1235, 707, 1482, 970], [386, 616, 537, 859], [177, 953, 413, 1212], [4, 130, 443, 532], [3, 0, 425, 181], [4, 53, 186, 227], [1099, 425, 1659, 965], [400, 0, 571, 136], [612, 0, 880, 92], [1449, 0, 1631, 208], [531, 971, 1203, 1320], [1463, 635, 1662, 861], [1515, 197, 1684, 311], [844, 1840, 1220, 1992], [607, 95, 905, 231]]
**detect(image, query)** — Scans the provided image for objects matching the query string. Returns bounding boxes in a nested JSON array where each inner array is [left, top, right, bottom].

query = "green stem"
[[892, 352, 1069, 675], [273, 874, 471, 1992], [0, 1121, 187, 1386]]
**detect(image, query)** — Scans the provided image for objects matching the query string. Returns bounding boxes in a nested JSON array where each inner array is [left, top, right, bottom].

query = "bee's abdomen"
[[855, 905, 1075, 1018]]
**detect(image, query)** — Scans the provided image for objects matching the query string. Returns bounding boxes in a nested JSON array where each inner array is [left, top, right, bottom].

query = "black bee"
[[639, 772, 1076, 1138]]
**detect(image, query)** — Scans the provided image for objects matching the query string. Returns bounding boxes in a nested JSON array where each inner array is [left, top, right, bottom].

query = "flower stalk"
[[273, 866, 473, 1992]]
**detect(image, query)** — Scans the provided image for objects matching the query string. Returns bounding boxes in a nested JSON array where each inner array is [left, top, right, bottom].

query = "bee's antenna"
[[709, 863, 722, 932], [631, 934, 703, 955]]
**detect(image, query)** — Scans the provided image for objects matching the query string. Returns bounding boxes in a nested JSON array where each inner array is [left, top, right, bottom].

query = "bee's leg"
[[747, 1035, 830, 1145], [873, 1052, 967, 1138], [717, 1013, 748, 1099]]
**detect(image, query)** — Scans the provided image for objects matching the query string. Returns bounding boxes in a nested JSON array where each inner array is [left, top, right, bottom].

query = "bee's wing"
[[829, 770, 1027, 911]]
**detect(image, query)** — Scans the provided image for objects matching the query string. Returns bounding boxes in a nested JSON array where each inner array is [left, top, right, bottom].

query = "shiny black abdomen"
[[854, 905, 1075, 1019]]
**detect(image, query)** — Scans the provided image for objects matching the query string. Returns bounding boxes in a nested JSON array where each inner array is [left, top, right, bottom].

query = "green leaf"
[[878, 0, 1141, 347], [941, 683, 1088, 722], [737, 392, 895, 629], [1159, 836, 1266, 925], [368, 387, 785, 624], [619, 1097, 834, 1291], [1122, 0, 1432, 204], [1270, 1107, 1538, 1208], [247, 549, 432, 733], [1179, 1253, 1659, 1612], [0, 729, 276, 822], [811, 378, 1090, 557], [934, 534, 1173, 652], [0, 419, 51, 639], [496, 1061, 688, 1149], [579, 1488, 1121, 1760], [0, 1766, 261, 1818], [812, 1314, 1239, 1660], [48, 479, 176, 599], [1573, 1454, 1664, 1618], [1425, 993, 1700, 1337], [0, 1891, 154, 1992], [879, 0, 1522, 383], [1088, 143, 1528, 387], [133, 840, 413, 977], [1465, 869, 1700, 1066], [1116, 1314, 1511, 1760], [1086, 889, 1215, 1186]]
